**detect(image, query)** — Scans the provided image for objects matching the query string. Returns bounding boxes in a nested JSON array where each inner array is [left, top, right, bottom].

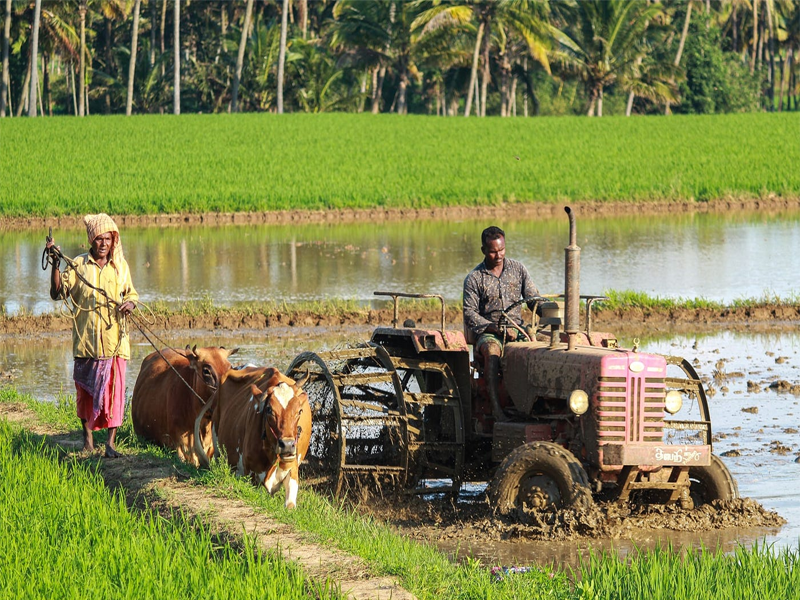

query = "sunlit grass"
[[572, 543, 800, 600], [1, 113, 797, 218], [0, 418, 340, 600], [2, 388, 799, 600]]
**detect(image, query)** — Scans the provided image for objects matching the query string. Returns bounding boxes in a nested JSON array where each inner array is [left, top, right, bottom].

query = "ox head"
[[185, 345, 239, 395], [251, 370, 310, 461]]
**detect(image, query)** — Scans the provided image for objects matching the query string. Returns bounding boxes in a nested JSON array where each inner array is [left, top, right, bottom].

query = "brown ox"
[[131, 345, 237, 467], [206, 366, 311, 508]]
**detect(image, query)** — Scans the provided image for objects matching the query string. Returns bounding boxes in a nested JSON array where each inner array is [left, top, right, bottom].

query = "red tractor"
[[288, 207, 738, 516]]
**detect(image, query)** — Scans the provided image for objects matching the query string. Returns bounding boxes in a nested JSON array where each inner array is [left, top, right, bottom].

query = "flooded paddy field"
[[1, 325, 798, 570]]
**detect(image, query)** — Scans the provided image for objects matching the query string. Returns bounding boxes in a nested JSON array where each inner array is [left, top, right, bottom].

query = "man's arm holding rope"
[[45, 236, 65, 300]]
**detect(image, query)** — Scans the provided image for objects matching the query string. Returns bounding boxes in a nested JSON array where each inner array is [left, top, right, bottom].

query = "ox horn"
[[295, 368, 311, 389], [192, 393, 217, 469]]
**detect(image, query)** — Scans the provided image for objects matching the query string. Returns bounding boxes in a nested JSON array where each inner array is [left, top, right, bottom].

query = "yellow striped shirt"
[[60, 253, 139, 359]]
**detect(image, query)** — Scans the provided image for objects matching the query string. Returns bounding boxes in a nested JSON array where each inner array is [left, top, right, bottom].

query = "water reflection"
[[5, 209, 800, 316]]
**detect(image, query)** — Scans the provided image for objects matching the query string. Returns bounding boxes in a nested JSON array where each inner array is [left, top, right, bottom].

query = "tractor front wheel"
[[687, 453, 739, 508], [488, 442, 593, 518]]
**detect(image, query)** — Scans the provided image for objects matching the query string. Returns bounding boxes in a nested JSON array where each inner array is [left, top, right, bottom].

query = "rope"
[[43, 239, 210, 406]]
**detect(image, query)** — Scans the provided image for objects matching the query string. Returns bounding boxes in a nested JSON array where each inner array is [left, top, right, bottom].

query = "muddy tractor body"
[[288, 207, 738, 513]]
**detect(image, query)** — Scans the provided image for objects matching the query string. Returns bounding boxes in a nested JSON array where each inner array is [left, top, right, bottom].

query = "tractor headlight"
[[569, 390, 589, 415], [665, 390, 683, 415]]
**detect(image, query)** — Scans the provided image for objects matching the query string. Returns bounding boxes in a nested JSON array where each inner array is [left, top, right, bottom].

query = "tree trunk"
[[358, 70, 367, 113], [396, 69, 408, 114], [750, 0, 759, 74], [43, 51, 50, 115], [765, 0, 774, 110], [70, 60, 77, 115], [299, 0, 307, 40], [779, 48, 793, 111], [597, 87, 603, 117], [666, 0, 693, 115], [479, 17, 491, 117], [586, 86, 597, 116], [160, 0, 167, 80], [231, 0, 254, 113], [126, 0, 142, 116], [28, 0, 41, 117], [0, 0, 10, 117], [510, 77, 517, 117], [174, 0, 180, 114], [372, 65, 385, 114], [79, 1, 86, 116], [473, 70, 480, 115], [149, 0, 156, 67], [464, 21, 484, 117], [498, 50, 510, 117], [104, 17, 113, 114], [277, 0, 289, 113], [15, 48, 29, 117]]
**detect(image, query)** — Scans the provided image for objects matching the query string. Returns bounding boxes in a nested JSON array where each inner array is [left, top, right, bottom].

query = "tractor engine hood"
[[502, 342, 641, 415]]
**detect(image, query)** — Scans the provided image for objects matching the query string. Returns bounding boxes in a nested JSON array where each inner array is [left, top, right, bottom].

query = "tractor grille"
[[596, 376, 666, 443]]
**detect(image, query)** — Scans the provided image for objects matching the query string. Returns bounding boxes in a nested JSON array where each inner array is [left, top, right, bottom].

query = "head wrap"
[[84, 213, 124, 264]]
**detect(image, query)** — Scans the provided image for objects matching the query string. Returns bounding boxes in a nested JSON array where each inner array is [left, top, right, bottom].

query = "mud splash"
[[357, 492, 784, 545]]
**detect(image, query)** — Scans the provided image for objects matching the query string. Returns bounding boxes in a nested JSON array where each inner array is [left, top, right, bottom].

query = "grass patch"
[[2, 388, 799, 599], [0, 417, 340, 600], [574, 543, 800, 600], [1, 113, 798, 218]]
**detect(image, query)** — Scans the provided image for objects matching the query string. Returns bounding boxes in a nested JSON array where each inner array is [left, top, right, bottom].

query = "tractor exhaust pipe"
[[564, 207, 580, 350]]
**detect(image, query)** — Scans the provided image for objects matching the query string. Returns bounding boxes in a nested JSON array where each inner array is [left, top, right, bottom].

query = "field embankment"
[[1, 113, 798, 221], [4, 296, 799, 336]]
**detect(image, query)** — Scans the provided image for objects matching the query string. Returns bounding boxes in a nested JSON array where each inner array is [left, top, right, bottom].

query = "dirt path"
[[0, 403, 416, 600]]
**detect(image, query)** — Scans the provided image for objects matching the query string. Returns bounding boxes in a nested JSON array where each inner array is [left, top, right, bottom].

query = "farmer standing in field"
[[463, 226, 538, 423], [46, 214, 138, 458]]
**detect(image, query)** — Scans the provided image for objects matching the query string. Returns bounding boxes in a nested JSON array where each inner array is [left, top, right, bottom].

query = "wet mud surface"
[[361, 493, 784, 549], [3, 302, 800, 338], [2, 318, 799, 570]]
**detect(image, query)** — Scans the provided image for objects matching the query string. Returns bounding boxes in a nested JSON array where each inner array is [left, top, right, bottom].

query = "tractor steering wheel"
[[498, 296, 548, 343]]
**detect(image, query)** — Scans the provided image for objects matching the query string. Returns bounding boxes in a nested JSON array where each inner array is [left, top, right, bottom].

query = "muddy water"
[[1, 326, 798, 568], [6, 209, 800, 316]]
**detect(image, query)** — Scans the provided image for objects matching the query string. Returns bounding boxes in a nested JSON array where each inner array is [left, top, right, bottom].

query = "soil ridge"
[[3, 196, 800, 231], [3, 304, 799, 337]]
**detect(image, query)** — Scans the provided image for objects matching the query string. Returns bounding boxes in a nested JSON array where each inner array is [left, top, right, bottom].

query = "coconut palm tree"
[[173, 0, 179, 114], [1, 0, 11, 117], [277, 0, 289, 113], [556, 0, 676, 116], [231, 0, 254, 112], [27, 0, 41, 116], [413, 0, 554, 117], [125, 0, 141, 115]]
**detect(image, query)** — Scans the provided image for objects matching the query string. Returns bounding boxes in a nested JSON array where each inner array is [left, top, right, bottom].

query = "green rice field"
[[1, 112, 797, 218], [1, 388, 798, 600]]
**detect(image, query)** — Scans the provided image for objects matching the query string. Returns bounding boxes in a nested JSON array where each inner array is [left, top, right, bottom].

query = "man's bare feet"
[[104, 445, 121, 459]]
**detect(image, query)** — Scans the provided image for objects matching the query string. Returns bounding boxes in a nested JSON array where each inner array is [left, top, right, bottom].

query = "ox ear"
[[250, 383, 270, 414], [223, 347, 240, 358], [185, 345, 198, 359]]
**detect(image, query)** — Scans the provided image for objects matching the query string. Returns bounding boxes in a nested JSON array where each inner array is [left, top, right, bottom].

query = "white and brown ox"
[[132, 345, 237, 467], [205, 366, 311, 509]]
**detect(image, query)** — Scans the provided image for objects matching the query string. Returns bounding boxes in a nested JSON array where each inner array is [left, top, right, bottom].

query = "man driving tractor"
[[463, 226, 539, 423]]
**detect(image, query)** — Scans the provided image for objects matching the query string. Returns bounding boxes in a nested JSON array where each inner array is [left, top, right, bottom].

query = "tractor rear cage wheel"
[[287, 344, 465, 498]]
